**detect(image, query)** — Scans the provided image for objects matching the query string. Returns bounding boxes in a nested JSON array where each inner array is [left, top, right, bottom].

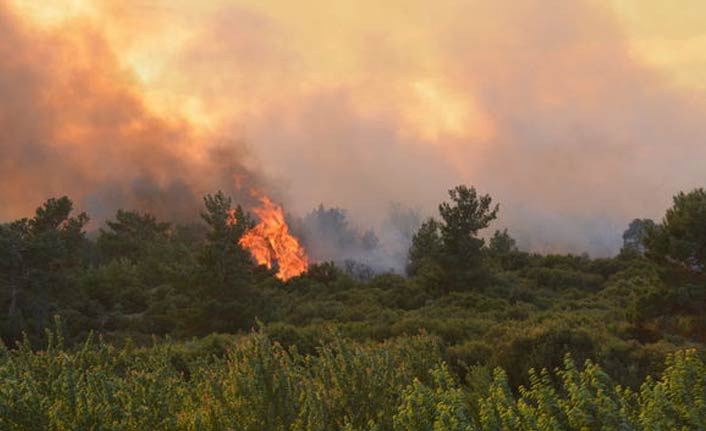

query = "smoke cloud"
[[2, 0, 706, 259], [0, 1, 264, 224]]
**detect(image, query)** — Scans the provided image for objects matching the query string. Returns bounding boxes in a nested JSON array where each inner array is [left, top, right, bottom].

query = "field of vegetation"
[[2, 185, 706, 429], [2, 326, 705, 430]]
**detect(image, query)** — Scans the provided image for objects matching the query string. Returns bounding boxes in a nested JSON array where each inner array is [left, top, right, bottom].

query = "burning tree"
[[239, 196, 309, 281]]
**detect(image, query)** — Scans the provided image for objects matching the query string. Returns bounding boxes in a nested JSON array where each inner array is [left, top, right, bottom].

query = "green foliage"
[[0, 328, 442, 431], [4, 186, 706, 427], [408, 185, 498, 291], [97, 210, 171, 261], [646, 188, 706, 274], [408, 218, 443, 277], [438, 185, 498, 287], [199, 191, 255, 290], [622, 218, 655, 255], [488, 229, 518, 255], [0, 196, 89, 344], [2, 326, 705, 431], [394, 364, 475, 431]]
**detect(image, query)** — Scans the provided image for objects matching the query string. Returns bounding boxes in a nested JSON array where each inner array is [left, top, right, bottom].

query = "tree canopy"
[[646, 188, 706, 274]]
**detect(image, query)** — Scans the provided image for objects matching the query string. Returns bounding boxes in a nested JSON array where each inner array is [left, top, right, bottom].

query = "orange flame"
[[239, 195, 308, 280], [227, 208, 238, 226]]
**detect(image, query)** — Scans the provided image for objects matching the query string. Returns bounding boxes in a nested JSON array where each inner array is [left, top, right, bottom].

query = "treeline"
[[1, 186, 706, 390], [1, 327, 705, 430]]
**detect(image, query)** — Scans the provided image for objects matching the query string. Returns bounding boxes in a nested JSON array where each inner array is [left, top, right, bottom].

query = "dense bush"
[[1, 328, 706, 431], [4, 186, 706, 428]]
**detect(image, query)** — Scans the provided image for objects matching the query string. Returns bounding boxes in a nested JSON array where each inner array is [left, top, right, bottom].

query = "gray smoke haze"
[[292, 203, 421, 275]]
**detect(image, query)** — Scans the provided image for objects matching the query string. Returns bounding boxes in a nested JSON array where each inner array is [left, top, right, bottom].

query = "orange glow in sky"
[[4, 0, 706, 254]]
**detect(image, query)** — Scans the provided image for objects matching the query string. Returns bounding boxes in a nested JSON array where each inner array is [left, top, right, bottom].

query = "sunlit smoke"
[[3, 0, 706, 258]]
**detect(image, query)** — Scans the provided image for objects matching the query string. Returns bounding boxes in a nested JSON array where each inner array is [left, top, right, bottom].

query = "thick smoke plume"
[[3, 0, 706, 261], [0, 1, 264, 224]]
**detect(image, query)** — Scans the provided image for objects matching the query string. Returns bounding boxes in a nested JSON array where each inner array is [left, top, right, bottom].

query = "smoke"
[[0, 1, 264, 224], [293, 204, 419, 275], [3, 0, 706, 259]]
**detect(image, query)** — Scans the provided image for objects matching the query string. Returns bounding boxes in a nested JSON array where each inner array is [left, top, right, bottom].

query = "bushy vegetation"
[[1, 324, 705, 430], [2, 185, 706, 429]]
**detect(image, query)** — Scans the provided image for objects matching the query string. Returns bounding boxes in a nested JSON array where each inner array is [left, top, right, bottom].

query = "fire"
[[239, 195, 308, 280]]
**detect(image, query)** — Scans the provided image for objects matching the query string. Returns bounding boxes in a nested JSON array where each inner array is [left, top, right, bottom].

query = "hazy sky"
[[2, 0, 706, 255]]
